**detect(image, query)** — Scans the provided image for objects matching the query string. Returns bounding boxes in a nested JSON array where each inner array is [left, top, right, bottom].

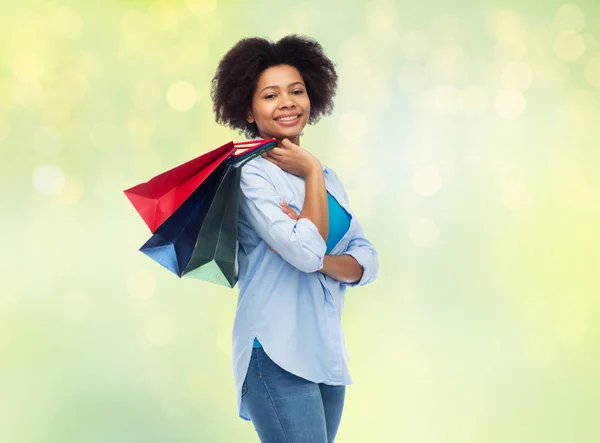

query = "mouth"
[[274, 114, 302, 126]]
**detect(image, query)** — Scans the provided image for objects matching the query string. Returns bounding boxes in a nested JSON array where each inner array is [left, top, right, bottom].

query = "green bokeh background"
[[1, 0, 599, 442]]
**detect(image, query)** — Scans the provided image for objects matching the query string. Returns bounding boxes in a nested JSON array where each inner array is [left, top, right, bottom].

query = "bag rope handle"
[[230, 138, 277, 158], [228, 141, 277, 168]]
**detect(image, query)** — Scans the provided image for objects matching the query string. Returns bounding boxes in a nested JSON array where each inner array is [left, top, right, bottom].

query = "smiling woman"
[[246, 66, 311, 144], [210, 35, 379, 443], [211, 35, 337, 140]]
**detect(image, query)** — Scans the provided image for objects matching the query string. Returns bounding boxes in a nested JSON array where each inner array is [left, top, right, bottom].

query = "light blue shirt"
[[233, 156, 379, 421], [252, 191, 352, 348]]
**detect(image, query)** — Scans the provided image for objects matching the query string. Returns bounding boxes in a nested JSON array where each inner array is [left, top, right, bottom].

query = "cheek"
[[302, 97, 311, 115], [255, 103, 275, 122]]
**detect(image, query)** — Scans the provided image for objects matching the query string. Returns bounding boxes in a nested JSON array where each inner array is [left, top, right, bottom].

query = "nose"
[[278, 93, 296, 109]]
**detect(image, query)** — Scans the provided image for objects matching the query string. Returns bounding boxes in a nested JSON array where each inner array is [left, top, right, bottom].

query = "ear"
[[246, 111, 254, 124]]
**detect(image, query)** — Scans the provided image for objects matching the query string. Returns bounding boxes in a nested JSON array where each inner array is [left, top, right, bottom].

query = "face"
[[247, 64, 310, 145]]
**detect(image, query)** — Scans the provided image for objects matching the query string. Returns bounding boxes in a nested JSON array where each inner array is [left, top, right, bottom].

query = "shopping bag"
[[138, 163, 226, 276], [181, 165, 241, 286], [182, 143, 276, 287], [137, 140, 276, 279], [124, 139, 275, 233]]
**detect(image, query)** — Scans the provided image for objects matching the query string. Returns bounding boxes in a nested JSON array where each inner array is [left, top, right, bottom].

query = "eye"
[[264, 94, 276, 99], [292, 89, 304, 95]]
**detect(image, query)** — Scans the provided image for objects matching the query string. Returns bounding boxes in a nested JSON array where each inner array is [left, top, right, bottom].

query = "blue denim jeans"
[[242, 347, 346, 442]]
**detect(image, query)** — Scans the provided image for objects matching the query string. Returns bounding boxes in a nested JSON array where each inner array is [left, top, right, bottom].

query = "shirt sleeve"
[[325, 166, 379, 287], [238, 160, 327, 274], [341, 218, 379, 287]]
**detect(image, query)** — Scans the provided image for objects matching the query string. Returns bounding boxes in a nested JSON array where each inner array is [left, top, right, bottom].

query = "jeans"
[[242, 347, 346, 443]]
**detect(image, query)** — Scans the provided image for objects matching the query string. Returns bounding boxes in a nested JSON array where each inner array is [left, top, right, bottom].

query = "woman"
[[211, 35, 379, 442]]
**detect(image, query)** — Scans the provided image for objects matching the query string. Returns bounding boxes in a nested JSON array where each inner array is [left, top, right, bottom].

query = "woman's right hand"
[[268, 201, 300, 255], [261, 138, 321, 178]]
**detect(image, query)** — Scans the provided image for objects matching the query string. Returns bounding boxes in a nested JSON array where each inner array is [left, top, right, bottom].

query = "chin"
[[274, 126, 306, 140]]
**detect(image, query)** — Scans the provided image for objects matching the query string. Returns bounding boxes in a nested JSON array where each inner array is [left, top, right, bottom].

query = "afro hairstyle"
[[211, 34, 338, 139]]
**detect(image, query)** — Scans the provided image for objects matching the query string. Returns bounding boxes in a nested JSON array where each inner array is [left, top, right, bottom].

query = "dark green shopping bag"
[[181, 143, 273, 287]]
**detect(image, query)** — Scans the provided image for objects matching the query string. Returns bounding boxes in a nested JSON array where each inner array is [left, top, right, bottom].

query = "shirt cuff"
[[295, 217, 326, 271], [341, 247, 373, 287]]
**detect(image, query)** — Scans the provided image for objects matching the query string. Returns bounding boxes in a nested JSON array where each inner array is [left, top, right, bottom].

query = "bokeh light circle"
[[584, 57, 600, 88], [502, 182, 533, 210], [412, 166, 442, 196], [339, 111, 368, 140], [494, 88, 526, 119], [33, 165, 66, 195], [146, 315, 175, 347], [398, 30, 429, 59], [554, 3, 585, 32], [409, 218, 439, 247], [500, 62, 534, 90], [431, 86, 462, 114], [186, 0, 217, 15], [126, 269, 156, 300], [12, 52, 45, 83], [51, 6, 83, 38], [166, 81, 197, 112], [553, 30, 586, 61]]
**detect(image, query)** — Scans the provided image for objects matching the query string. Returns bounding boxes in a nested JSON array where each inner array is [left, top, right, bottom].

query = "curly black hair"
[[211, 35, 338, 139]]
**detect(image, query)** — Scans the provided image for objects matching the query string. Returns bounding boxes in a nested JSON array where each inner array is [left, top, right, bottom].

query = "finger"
[[285, 208, 299, 220], [267, 147, 286, 156], [280, 203, 299, 220], [281, 210, 297, 221]]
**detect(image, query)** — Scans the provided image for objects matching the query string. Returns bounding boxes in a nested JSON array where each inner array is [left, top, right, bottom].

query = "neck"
[[259, 132, 300, 146], [280, 135, 300, 146]]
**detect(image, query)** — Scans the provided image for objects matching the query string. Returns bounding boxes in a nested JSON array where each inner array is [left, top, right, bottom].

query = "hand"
[[279, 201, 299, 221], [268, 201, 300, 254], [261, 138, 321, 178]]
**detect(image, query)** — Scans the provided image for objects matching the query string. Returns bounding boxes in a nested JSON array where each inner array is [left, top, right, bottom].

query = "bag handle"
[[228, 141, 277, 168], [230, 138, 277, 158]]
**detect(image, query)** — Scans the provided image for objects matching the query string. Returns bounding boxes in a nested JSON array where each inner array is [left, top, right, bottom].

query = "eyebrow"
[[258, 82, 305, 95]]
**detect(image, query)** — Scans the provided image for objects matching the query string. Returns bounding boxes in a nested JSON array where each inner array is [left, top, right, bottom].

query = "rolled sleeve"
[[341, 221, 379, 287], [324, 166, 378, 287], [238, 161, 326, 274]]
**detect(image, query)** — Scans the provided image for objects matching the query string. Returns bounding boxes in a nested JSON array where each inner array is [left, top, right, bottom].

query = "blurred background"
[[1, 0, 599, 442]]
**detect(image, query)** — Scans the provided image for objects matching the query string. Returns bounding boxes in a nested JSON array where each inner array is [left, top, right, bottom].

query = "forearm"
[[299, 168, 328, 242], [319, 254, 364, 284]]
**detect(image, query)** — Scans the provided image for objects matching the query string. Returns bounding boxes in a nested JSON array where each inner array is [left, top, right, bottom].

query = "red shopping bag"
[[124, 138, 275, 233]]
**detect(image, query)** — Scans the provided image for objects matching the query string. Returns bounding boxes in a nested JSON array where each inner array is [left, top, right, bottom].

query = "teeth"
[[277, 115, 298, 122]]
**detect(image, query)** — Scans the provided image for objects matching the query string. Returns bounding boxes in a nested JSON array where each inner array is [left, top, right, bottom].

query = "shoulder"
[[238, 156, 283, 188], [323, 164, 346, 187]]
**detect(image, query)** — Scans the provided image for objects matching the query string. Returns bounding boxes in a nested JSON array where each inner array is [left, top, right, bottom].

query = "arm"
[[279, 201, 378, 286], [299, 168, 328, 242], [239, 161, 327, 273], [324, 167, 378, 287], [320, 254, 364, 284], [337, 219, 379, 287], [262, 138, 328, 242]]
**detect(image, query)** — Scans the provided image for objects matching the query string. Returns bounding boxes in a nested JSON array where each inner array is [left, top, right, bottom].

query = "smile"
[[275, 115, 300, 122]]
